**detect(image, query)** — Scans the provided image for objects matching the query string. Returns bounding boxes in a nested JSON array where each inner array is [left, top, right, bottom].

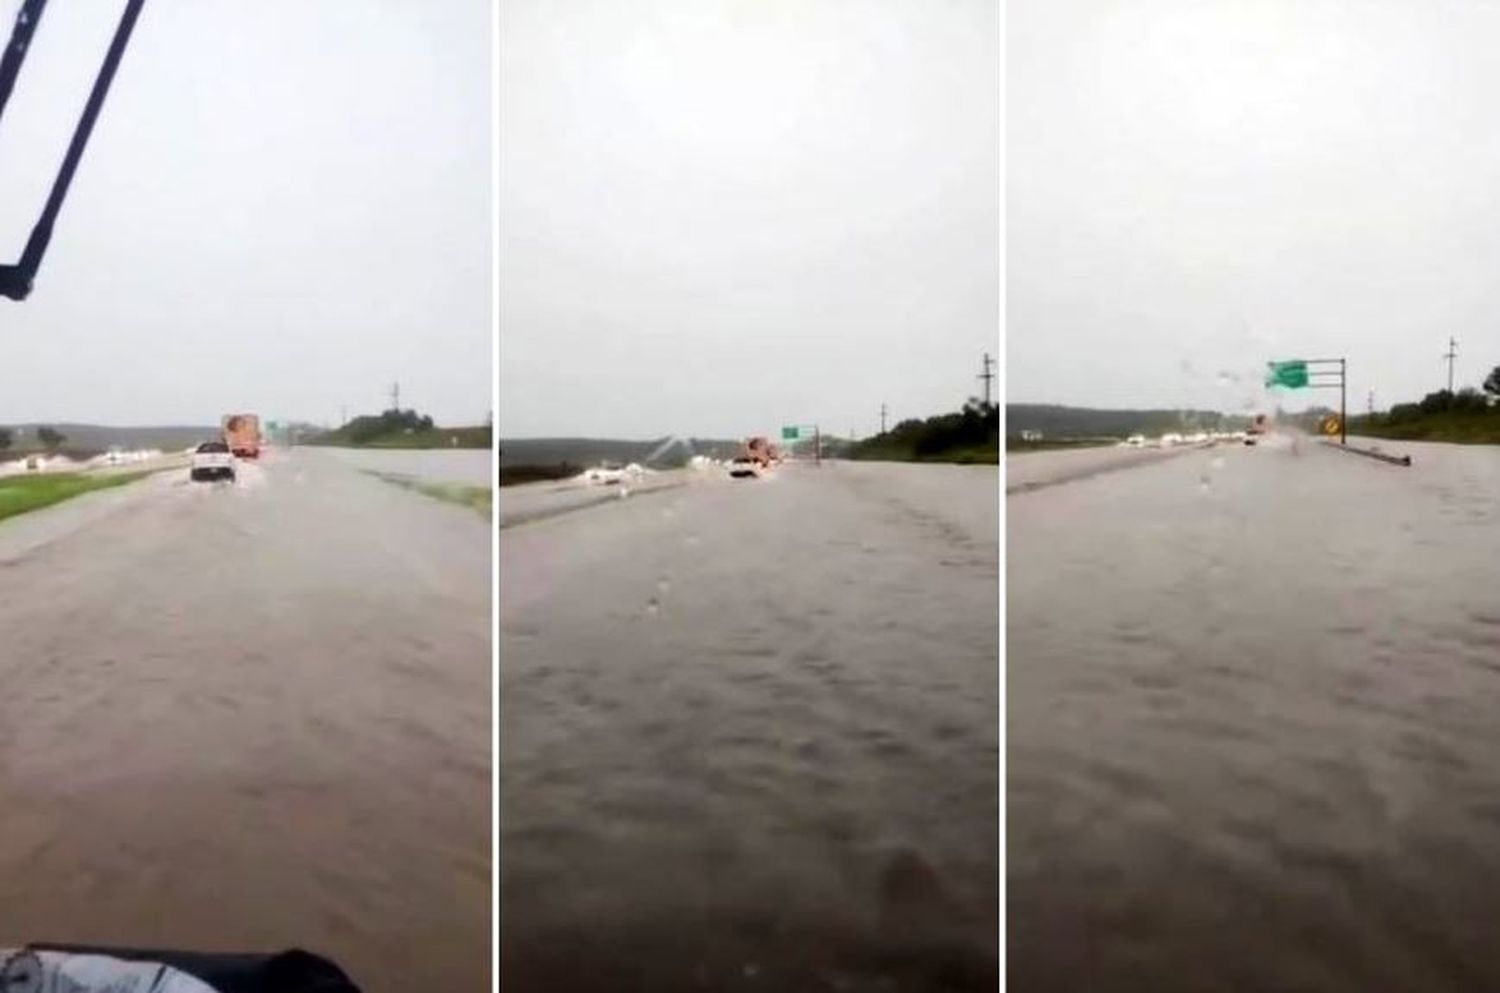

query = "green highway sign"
[[1265, 360, 1309, 389], [781, 426, 799, 440]]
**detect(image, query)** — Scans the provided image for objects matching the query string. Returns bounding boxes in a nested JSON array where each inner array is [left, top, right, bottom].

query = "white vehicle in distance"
[[728, 455, 763, 478], [190, 440, 236, 483], [1158, 432, 1183, 448], [1124, 434, 1146, 448]]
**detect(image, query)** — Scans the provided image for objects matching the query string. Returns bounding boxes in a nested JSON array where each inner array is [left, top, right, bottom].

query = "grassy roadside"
[[852, 444, 999, 464], [0, 470, 155, 523], [1349, 413, 1500, 444], [366, 471, 492, 519], [499, 463, 580, 487]]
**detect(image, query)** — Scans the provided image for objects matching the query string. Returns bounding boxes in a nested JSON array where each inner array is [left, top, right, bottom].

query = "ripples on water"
[[1009, 440, 1500, 992], [501, 466, 999, 991]]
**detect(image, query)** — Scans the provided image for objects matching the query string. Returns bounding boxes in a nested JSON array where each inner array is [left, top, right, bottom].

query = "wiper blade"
[[1, 0, 146, 302]]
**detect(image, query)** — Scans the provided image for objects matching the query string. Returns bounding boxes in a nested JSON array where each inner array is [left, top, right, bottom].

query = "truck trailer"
[[222, 413, 261, 459]]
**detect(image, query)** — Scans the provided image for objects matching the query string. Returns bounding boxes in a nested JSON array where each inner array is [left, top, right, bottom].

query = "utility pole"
[[880, 402, 889, 435], [389, 381, 400, 413], [1367, 391, 1374, 416], [978, 352, 995, 407], [1444, 336, 1458, 394]]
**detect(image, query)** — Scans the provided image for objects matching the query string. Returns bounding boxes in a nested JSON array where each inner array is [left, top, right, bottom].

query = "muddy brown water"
[[1010, 438, 1500, 992], [0, 449, 491, 992], [500, 461, 999, 991]]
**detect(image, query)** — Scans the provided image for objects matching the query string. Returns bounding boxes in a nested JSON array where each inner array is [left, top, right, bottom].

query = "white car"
[[190, 441, 236, 482], [1124, 434, 1146, 448], [728, 456, 763, 479]]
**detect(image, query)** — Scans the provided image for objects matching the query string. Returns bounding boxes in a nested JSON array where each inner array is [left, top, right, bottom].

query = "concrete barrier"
[[1322, 440, 1412, 466]]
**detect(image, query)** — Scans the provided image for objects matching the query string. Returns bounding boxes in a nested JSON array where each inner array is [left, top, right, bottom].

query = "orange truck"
[[222, 413, 262, 459], [729, 436, 780, 478], [745, 436, 772, 466]]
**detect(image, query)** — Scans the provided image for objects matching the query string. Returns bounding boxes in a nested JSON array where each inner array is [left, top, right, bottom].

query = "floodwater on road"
[[318, 446, 492, 486], [1010, 437, 1500, 993], [498, 467, 693, 529], [500, 461, 999, 991], [0, 448, 491, 992]]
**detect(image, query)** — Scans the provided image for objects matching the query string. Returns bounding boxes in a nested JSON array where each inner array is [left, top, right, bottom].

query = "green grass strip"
[[365, 471, 492, 519], [0, 470, 154, 523]]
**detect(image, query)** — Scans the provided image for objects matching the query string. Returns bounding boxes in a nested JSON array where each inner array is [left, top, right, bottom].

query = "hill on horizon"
[[1, 423, 217, 452], [1007, 404, 1254, 438], [499, 436, 745, 467]]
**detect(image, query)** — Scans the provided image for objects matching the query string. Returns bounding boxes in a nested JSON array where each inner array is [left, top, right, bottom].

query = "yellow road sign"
[[1321, 415, 1341, 436]]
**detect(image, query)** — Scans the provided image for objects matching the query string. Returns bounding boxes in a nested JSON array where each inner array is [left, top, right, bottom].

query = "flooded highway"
[[500, 461, 999, 991], [0, 448, 490, 992], [1009, 437, 1500, 992], [320, 446, 493, 487]]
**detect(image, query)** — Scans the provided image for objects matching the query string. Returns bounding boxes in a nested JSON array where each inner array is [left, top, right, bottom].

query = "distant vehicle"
[[1158, 432, 1183, 448], [190, 441, 236, 482], [1244, 413, 1269, 445], [728, 456, 762, 479], [583, 466, 624, 485], [222, 413, 262, 459], [1124, 434, 1146, 448], [730, 436, 777, 478]]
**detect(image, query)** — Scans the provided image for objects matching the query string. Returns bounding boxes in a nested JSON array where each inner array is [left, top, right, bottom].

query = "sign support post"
[[1266, 358, 1347, 444]]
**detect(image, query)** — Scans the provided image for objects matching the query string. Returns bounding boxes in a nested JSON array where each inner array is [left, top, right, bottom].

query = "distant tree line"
[[332, 408, 435, 444], [0, 425, 66, 452], [1351, 363, 1500, 442], [852, 398, 998, 462], [1007, 404, 1249, 439], [1374, 365, 1500, 425]]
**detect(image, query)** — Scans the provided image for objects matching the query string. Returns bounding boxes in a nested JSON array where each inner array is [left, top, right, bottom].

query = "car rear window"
[[196, 442, 229, 453]]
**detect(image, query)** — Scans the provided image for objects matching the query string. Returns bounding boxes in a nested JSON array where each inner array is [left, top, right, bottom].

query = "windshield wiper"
[[0, 0, 147, 302]]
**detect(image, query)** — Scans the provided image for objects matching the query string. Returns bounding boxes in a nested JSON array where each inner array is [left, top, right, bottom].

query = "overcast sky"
[[499, 0, 999, 440], [1011, 0, 1500, 415], [0, 0, 489, 427]]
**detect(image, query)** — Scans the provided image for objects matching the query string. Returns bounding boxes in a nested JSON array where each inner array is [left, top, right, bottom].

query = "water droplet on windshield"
[[645, 598, 660, 616], [657, 578, 671, 594]]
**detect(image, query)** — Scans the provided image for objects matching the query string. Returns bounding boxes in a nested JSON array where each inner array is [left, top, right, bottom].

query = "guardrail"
[[1321, 440, 1412, 466]]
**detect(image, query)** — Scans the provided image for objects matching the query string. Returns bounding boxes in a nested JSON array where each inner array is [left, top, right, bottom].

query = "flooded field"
[[500, 461, 999, 991], [0, 448, 490, 992], [1010, 438, 1500, 992]]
